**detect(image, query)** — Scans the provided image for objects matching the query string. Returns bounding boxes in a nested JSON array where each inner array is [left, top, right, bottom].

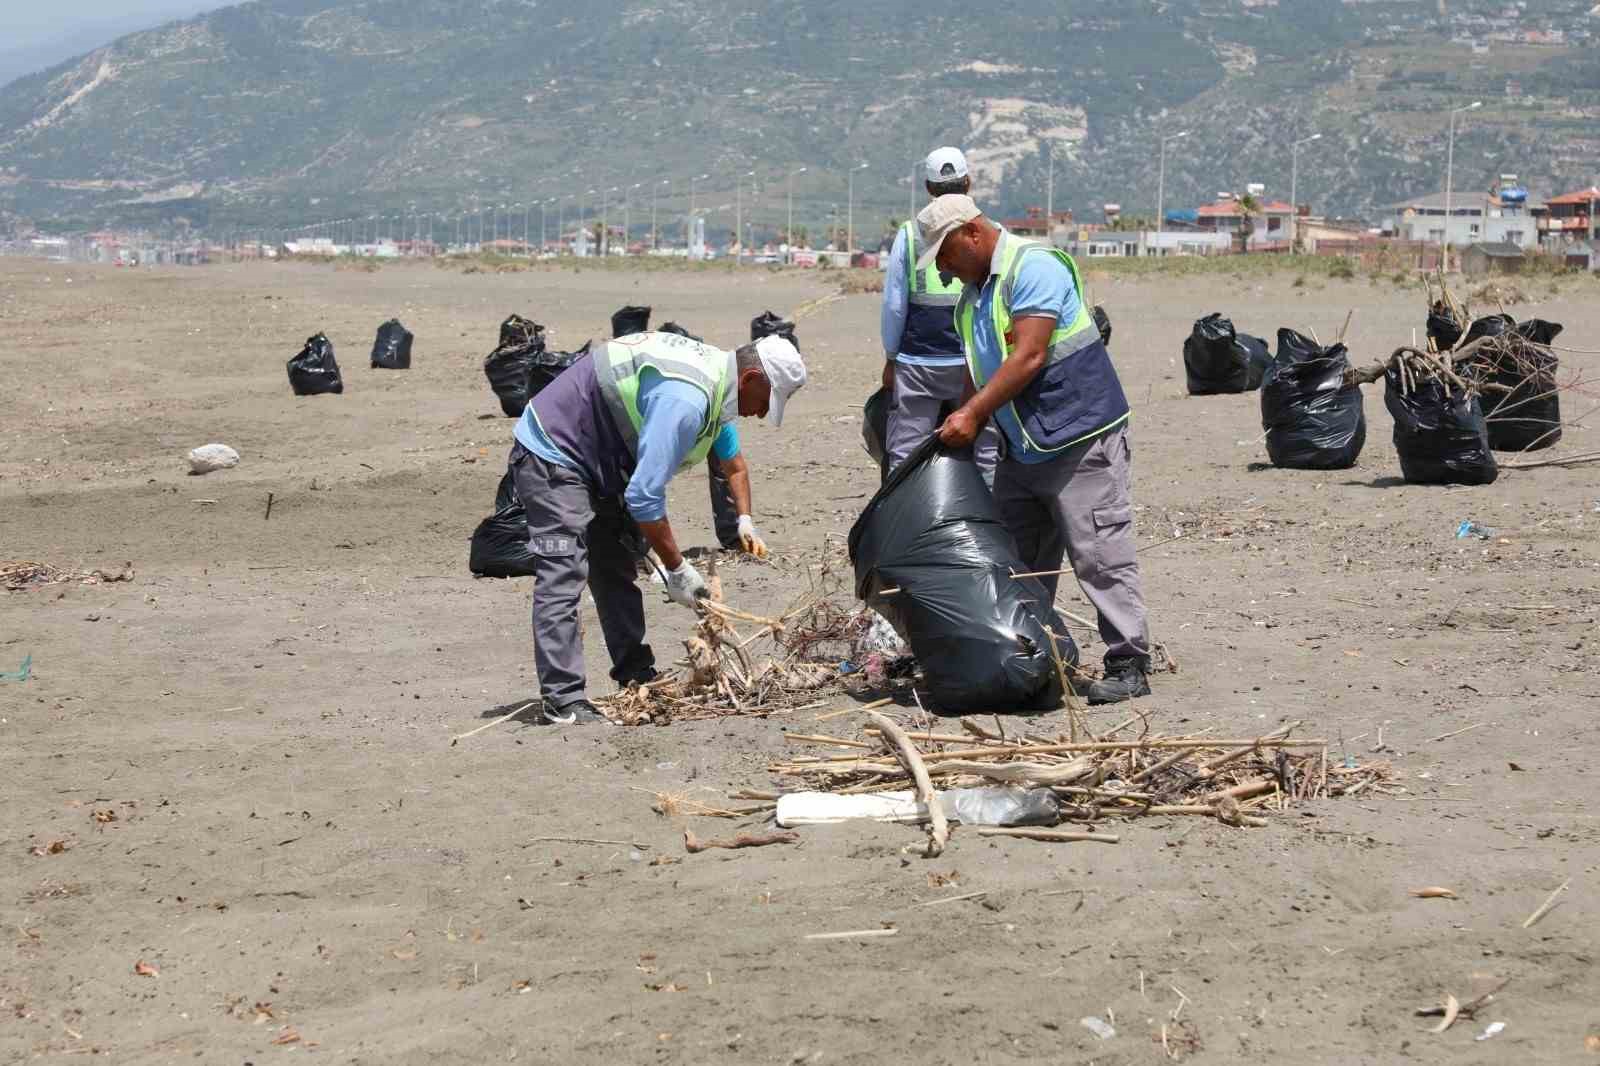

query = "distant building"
[[1460, 241, 1526, 277], [999, 206, 1074, 240], [1538, 185, 1598, 246], [1193, 196, 1297, 250], [1561, 241, 1597, 271], [1383, 185, 1538, 250]]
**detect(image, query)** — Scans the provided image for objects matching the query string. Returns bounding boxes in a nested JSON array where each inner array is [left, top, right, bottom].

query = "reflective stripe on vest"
[[592, 333, 734, 467], [903, 221, 964, 307], [955, 233, 1127, 454]]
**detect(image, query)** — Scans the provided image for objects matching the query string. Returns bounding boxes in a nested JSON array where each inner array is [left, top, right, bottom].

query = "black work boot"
[[541, 698, 611, 726], [1086, 656, 1151, 705]]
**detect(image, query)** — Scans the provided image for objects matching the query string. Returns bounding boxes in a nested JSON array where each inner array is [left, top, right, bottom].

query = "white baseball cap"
[[753, 334, 807, 428], [914, 193, 983, 270], [924, 146, 969, 183]]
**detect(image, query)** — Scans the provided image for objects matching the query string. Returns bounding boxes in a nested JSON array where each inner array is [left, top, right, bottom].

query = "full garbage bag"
[[750, 309, 800, 349], [469, 504, 537, 578], [1460, 317, 1563, 452], [611, 305, 651, 337], [1384, 366, 1498, 485], [861, 387, 889, 469], [1260, 329, 1366, 469], [1184, 313, 1271, 394], [484, 315, 546, 417], [287, 332, 344, 396], [1426, 302, 1464, 352], [370, 318, 413, 369], [526, 340, 589, 402], [658, 321, 702, 341], [849, 437, 1073, 712]]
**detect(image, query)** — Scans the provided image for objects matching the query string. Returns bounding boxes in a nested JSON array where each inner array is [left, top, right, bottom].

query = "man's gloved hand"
[[736, 514, 769, 559], [665, 560, 710, 608]]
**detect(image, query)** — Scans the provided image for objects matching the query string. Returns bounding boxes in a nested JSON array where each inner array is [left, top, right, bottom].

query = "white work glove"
[[665, 560, 709, 609], [736, 514, 769, 559]]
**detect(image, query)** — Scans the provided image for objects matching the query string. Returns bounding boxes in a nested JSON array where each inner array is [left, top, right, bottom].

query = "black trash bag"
[[1461, 313, 1513, 347], [1458, 319, 1564, 452], [1239, 333, 1272, 391], [526, 339, 589, 403], [750, 309, 800, 349], [370, 318, 413, 369], [1183, 313, 1252, 394], [1260, 329, 1366, 469], [849, 436, 1073, 712], [1092, 304, 1112, 347], [862, 386, 889, 469], [484, 315, 546, 417], [611, 305, 651, 338], [287, 332, 344, 396], [658, 321, 702, 341], [1384, 366, 1498, 486], [1426, 301, 1464, 352], [494, 469, 517, 511], [469, 504, 537, 578]]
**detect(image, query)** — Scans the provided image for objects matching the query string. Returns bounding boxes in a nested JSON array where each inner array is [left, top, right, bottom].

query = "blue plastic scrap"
[[1, 654, 31, 682], [1455, 520, 1493, 540]]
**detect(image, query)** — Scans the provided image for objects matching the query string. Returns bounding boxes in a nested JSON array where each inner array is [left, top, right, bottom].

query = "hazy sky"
[[4, 2, 234, 47]]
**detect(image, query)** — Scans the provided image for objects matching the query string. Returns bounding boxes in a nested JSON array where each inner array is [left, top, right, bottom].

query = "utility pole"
[[1046, 143, 1054, 222], [787, 166, 808, 262], [1156, 130, 1190, 256], [1289, 132, 1322, 252], [653, 179, 669, 251], [1444, 100, 1482, 272], [735, 169, 755, 266], [847, 162, 869, 257]]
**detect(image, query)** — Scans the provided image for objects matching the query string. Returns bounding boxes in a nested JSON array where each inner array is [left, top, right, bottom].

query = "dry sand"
[[2, 255, 1598, 1064]]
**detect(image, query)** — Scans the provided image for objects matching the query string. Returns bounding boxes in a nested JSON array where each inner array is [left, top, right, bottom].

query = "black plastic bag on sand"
[[658, 321, 702, 341], [1184, 313, 1269, 395], [1459, 318, 1563, 452], [494, 469, 517, 511], [1092, 305, 1112, 347], [611, 305, 651, 338], [484, 315, 545, 417], [1462, 313, 1513, 347], [862, 387, 889, 472], [849, 437, 1073, 712], [526, 340, 589, 402], [1426, 302, 1464, 352], [750, 310, 800, 349], [1260, 330, 1366, 469], [1384, 367, 1498, 486], [287, 332, 343, 396], [1239, 333, 1272, 390], [370, 318, 413, 369]]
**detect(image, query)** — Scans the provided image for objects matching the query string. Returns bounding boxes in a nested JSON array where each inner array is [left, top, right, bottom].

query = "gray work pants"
[[992, 424, 1150, 662], [886, 361, 998, 483], [508, 443, 655, 707]]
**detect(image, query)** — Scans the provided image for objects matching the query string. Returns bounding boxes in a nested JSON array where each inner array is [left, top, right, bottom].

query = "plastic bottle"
[[941, 786, 1060, 827]]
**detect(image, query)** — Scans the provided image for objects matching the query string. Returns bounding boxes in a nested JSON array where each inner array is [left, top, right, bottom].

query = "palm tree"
[[1233, 193, 1261, 255]]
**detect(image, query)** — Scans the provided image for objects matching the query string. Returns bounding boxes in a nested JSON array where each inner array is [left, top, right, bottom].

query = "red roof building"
[[1539, 186, 1598, 243]]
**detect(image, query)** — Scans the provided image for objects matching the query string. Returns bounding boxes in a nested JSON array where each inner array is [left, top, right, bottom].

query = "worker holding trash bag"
[[922, 194, 1153, 704], [505, 330, 808, 725], [879, 146, 998, 482]]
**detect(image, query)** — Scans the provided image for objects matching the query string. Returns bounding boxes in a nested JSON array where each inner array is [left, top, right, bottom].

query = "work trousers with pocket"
[[885, 361, 998, 484], [991, 424, 1150, 662], [508, 443, 655, 707]]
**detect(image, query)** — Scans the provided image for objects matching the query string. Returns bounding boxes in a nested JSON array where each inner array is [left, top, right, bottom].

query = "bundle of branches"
[[765, 714, 1393, 840], [601, 550, 879, 726], [2, 560, 134, 591]]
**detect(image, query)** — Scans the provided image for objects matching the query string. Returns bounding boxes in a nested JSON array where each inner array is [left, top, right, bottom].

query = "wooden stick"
[[524, 835, 651, 849], [1045, 627, 1091, 738], [977, 827, 1120, 844], [814, 697, 894, 722], [1521, 878, 1570, 929], [867, 710, 948, 858], [1430, 722, 1485, 743], [803, 928, 897, 941], [1336, 308, 1355, 345], [264, 492, 275, 521], [683, 829, 798, 854], [788, 735, 1326, 768], [783, 732, 873, 749], [1101, 804, 1269, 827], [1128, 746, 1196, 785], [450, 701, 538, 746], [916, 890, 988, 907], [1199, 778, 1275, 805], [1195, 722, 1302, 780], [1504, 448, 1600, 471]]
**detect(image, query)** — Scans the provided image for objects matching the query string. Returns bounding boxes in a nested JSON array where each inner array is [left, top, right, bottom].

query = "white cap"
[[914, 194, 983, 270], [924, 146, 969, 183], [753, 334, 807, 428]]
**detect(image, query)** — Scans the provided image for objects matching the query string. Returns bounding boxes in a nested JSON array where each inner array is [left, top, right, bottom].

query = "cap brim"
[[766, 387, 787, 428], [915, 229, 949, 271]]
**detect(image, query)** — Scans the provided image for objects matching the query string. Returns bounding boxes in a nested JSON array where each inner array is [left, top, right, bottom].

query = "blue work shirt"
[[970, 237, 1083, 464], [880, 226, 966, 367], [515, 370, 740, 521]]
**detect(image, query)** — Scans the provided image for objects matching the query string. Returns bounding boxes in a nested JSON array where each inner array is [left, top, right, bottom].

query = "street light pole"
[[602, 186, 616, 256], [1046, 142, 1054, 222], [1156, 130, 1189, 256], [1289, 132, 1321, 252], [1444, 100, 1482, 273], [624, 183, 640, 255], [787, 166, 807, 262], [847, 161, 869, 258], [688, 172, 709, 249], [735, 169, 755, 266], [653, 179, 669, 250]]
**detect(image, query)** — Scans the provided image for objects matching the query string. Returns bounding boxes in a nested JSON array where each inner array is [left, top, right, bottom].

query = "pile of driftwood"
[[601, 554, 869, 726], [749, 710, 1390, 856], [1, 560, 135, 592]]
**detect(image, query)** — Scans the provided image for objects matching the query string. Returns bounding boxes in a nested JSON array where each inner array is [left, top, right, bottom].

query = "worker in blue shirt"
[[879, 146, 998, 481], [507, 331, 808, 724], [920, 194, 1152, 705]]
